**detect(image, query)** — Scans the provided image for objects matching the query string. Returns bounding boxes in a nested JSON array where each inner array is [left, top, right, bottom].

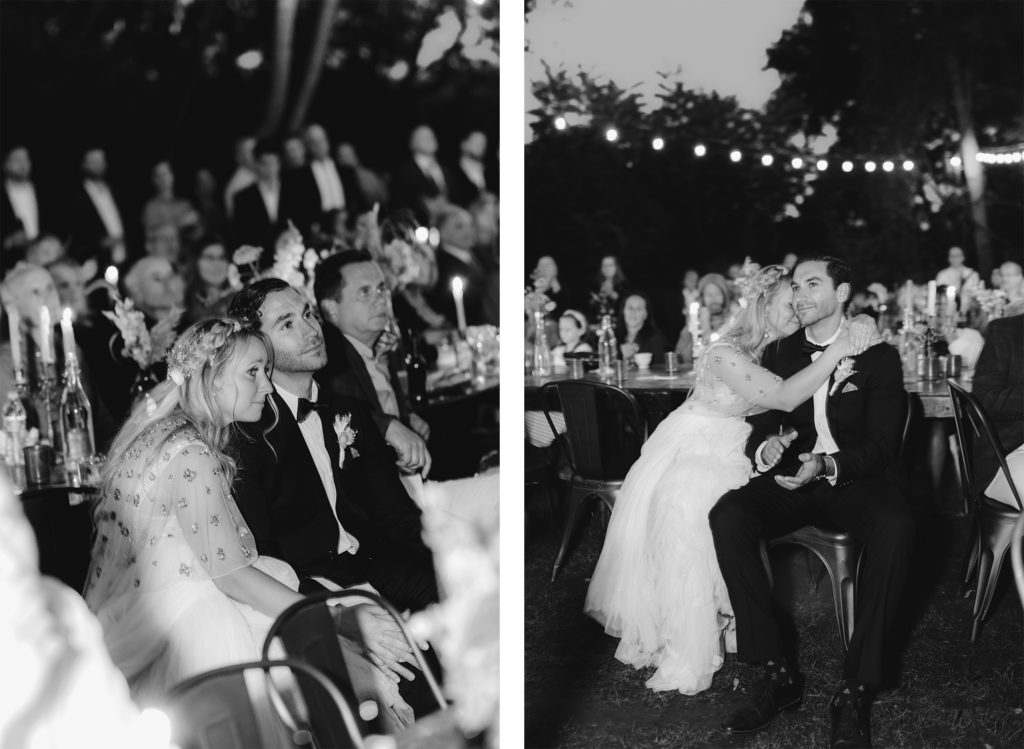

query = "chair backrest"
[[261, 591, 381, 739], [263, 590, 446, 714], [947, 379, 1022, 512], [541, 380, 645, 483], [165, 658, 363, 749]]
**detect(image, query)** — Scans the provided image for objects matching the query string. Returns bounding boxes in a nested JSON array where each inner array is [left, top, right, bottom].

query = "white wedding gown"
[[85, 417, 408, 725], [585, 340, 782, 694]]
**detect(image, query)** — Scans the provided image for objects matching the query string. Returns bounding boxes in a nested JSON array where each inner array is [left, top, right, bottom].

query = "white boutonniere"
[[829, 357, 857, 396], [333, 414, 359, 469]]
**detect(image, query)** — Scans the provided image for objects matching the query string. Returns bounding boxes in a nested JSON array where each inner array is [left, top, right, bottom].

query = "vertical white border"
[[498, 0, 525, 746]]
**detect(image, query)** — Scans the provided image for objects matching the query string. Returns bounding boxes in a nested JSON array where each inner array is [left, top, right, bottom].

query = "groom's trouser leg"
[[710, 477, 818, 664], [822, 478, 914, 687]]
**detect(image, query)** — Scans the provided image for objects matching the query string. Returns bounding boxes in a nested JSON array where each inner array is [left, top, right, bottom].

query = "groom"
[[710, 256, 913, 748], [228, 278, 437, 613]]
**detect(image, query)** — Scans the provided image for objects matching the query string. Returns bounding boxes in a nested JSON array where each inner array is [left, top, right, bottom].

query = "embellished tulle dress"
[[83, 416, 406, 722], [584, 340, 783, 695]]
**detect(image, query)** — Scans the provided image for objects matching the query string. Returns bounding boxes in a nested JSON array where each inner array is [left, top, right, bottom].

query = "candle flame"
[[104, 265, 119, 285], [63, 307, 73, 323], [451, 276, 464, 293]]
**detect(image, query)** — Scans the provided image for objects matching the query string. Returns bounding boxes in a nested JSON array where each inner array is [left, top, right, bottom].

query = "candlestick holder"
[[32, 360, 63, 457]]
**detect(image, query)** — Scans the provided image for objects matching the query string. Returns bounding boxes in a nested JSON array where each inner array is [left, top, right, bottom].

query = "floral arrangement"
[[969, 281, 1009, 320], [332, 414, 358, 468], [102, 299, 181, 369], [830, 356, 857, 396], [408, 474, 500, 746], [525, 286, 555, 317], [231, 245, 263, 287]]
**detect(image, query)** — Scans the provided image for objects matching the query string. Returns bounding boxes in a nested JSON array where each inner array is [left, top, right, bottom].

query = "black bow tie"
[[296, 397, 326, 423], [801, 339, 828, 356]]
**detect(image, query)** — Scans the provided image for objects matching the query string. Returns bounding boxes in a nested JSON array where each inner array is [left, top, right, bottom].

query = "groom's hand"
[[761, 428, 797, 469], [774, 452, 824, 490], [385, 419, 432, 478]]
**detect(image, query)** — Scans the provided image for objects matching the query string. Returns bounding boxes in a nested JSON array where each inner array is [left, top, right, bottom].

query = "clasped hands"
[[385, 415, 432, 478], [334, 603, 420, 683], [761, 428, 824, 488]]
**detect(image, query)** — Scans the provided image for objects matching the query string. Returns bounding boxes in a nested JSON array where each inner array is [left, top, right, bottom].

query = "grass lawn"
[[525, 489, 1023, 748]]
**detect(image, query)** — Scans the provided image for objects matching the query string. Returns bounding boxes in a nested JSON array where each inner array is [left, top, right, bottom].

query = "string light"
[[652, 136, 665, 151], [902, 160, 914, 171], [729, 150, 742, 162], [950, 155, 962, 167], [694, 144, 706, 157], [882, 160, 895, 172], [414, 226, 430, 243], [816, 159, 828, 171], [865, 161, 877, 172], [605, 127, 619, 142], [761, 154, 774, 166], [842, 161, 854, 172], [554, 116, 567, 131], [791, 157, 803, 169]]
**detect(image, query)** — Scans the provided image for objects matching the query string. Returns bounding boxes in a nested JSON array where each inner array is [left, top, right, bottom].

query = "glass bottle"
[[532, 311, 552, 376], [3, 390, 27, 467], [405, 329, 427, 409], [597, 314, 618, 376], [60, 355, 95, 485]]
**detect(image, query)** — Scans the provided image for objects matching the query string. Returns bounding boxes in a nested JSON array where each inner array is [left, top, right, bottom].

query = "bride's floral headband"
[[167, 318, 244, 386], [735, 260, 791, 304]]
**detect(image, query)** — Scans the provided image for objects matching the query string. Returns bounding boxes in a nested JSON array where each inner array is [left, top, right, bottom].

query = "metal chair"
[[947, 379, 1023, 642], [262, 589, 446, 730], [762, 390, 914, 650], [541, 380, 646, 581], [165, 658, 363, 749]]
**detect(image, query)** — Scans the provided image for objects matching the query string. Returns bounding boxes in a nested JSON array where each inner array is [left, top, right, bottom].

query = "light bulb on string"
[[694, 144, 707, 157], [652, 137, 665, 151], [902, 160, 914, 171], [950, 155, 962, 167], [554, 116, 567, 131], [729, 150, 742, 163], [865, 161, 877, 172], [761, 154, 774, 166], [605, 128, 619, 142], [791, 156, 804, 169], [842, 161, 854, 173], [816, 159, 828, 171], [882, 160, 895, 172]]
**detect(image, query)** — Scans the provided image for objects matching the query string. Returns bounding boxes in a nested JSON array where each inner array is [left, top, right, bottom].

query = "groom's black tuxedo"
[[232, 389, 437, 612], [711, 329, 914, 688]]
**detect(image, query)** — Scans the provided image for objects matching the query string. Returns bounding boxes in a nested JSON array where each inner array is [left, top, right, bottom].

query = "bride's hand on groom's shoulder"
[[846, 315, 882, 355]]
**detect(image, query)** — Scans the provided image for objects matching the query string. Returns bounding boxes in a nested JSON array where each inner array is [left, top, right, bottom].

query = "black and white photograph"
[[525, 1, 1023, 747]]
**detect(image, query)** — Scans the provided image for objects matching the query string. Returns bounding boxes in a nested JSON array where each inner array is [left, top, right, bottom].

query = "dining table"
[[526, 362, 970, 511]]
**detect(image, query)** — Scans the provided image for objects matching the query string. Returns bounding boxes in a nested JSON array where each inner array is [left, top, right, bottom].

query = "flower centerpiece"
[[102, 299, 181, 390]]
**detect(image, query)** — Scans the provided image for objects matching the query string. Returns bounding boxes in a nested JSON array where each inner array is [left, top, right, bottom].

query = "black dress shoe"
[[720, 672, 804, 735], [829, 689, 872, 748]]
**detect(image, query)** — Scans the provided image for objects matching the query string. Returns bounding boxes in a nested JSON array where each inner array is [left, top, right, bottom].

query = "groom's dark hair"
[[796, 255, 853, 309], [228, 277, 292, 330]]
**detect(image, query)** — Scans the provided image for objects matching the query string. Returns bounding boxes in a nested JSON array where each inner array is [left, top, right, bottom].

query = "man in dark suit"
[[391, 125, 452, 226], [710, 257, 913, 748], [447, 130, 495, 208], [972, 312, 1024, 487], [66, 147, 128, 267], [228, 279, 437, 613], [2, 146, 48, 272], [312, 250, 432, 477], [426, 205, 487, 328], [231, 140, 286, 256]]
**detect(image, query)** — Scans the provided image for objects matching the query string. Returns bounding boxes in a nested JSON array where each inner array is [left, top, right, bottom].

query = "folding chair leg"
[[551, 487, 593, 582], [961, 531, 980, 598], [970, 548, 995, 643], [823, 557, 856, 651]]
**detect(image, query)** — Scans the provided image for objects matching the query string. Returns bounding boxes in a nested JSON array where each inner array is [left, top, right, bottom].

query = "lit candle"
[[926, 281, 937, 317], [687, 302, 700, 334], [945, 284, 957, 313], [61, 307, 77, 363], [39, 306, 53, 364], [451, 276, 467, 333], [104, 265, 119, 286], [5, 305, 22, 372]]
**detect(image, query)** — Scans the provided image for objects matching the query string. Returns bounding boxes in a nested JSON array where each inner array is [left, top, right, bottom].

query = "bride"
[[584, 264, 877, 695], [85, 317, 415, 728]]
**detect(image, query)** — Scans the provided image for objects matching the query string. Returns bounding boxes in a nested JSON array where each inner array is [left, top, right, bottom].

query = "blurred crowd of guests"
[[1, 123, 499, 453], [527, 247, 1024, 368]]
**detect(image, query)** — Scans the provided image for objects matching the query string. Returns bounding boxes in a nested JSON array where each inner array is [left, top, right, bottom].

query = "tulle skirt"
[[584, 406, 753, 694]]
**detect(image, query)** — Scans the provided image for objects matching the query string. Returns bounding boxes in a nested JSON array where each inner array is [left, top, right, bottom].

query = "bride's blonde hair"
[[99, 317, 277, 499], [719, 264, 791, 359]]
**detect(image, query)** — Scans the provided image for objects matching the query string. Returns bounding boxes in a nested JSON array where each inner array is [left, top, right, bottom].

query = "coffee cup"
[[634, 353, 653, 369]]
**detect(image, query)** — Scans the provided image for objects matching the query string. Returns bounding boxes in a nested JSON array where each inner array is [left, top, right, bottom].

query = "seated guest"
[[231, 139, 285, 255], [617, 293, 668, 361], [392, 125, 452, 226], [591, 255, 629, 318], [971, 312, 1024, 499], [181, 238, 237, 328], [674, 272, 735, 364], [25, 233, 67, 268], [140, 160, 200, 240], [337, 142, 389, 209], [228, 280, 438, 612], [426, 205, 487, 328], [448, 130, 493, 208], [380, 213, 448, 334], [935, 246, 978, 294], [681, 269, 701, 308], [999, 261, 1024, 314], [84, 319, 414, 726], [531, 255, 566, 316], [551, 309, 592, 367], [143, 223, 184, 268], [223, 135, 257, 220], [313, 250, 432, 478], [66, 147, 128, 267], [47, 257, 90, 321]]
